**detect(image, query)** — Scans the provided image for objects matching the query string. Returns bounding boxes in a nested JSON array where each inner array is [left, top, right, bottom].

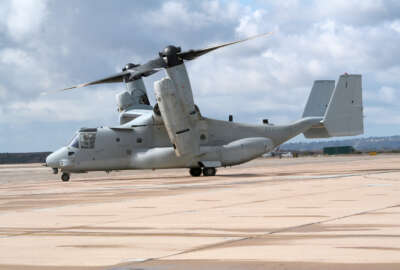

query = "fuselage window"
[[80, 132, 96, 149]]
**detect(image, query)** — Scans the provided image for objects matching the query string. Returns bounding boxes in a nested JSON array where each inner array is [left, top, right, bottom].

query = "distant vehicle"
[[281, 152, 293, 158], [45, 34, 364, 181], [263, 151, 293, 158]]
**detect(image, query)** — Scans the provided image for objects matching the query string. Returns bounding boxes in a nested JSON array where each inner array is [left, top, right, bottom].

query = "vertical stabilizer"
[[302, 80, 335, 117], [323, 74, 363, 137], [303, 80, 335, 138]]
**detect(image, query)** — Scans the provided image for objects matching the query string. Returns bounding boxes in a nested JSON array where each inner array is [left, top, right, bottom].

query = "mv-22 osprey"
[[45, 33, 364, 181]]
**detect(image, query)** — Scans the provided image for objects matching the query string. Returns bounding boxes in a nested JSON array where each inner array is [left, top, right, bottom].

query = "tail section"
[[303, 74, 363, 138], [302, 80, 335, 138], [323, 74, 363, 136]]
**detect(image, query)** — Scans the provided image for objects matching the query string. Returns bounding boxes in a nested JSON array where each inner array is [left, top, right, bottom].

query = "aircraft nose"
[[46, 152, 58, 168], [46, 147, 67, 168]]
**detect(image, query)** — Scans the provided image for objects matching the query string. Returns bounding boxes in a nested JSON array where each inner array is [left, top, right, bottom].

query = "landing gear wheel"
[[61, 173, 70, 182], [203, 167, 216, 176], [189, 168, 202, 177]]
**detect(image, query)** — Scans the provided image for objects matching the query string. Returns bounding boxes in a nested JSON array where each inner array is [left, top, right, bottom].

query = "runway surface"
[[0, 155, 400, 269]]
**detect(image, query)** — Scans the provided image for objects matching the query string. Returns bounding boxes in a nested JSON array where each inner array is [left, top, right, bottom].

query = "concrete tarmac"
[[0, 155, 400, 269]]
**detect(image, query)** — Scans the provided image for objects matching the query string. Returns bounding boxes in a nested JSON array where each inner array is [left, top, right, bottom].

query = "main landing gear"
[[61, 172, 70, 182], [189, 167, 217, 177], [203, 167, 216, 176], [189, 168, 202, 177]]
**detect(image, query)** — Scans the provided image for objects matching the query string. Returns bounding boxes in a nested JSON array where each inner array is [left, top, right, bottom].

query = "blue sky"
[[0, 0, 400, 152]]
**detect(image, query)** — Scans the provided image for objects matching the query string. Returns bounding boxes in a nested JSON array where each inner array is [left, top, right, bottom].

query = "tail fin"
[[302, 80, 335, 118], [303, 74, 364, 138], [302, 80, 335, 138], [323, 74, 363, 136]]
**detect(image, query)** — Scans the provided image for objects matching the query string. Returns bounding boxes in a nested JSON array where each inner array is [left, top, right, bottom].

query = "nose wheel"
[[61, 173, 70, 182]]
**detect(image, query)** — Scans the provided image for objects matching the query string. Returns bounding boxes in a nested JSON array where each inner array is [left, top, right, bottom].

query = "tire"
[[203, 167, 216, 176], [61, 173, 70, 182], [189, 168, 202, 177]]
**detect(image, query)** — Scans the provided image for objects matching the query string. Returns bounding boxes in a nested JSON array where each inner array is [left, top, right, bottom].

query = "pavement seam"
[[139, 202, 400, 263]]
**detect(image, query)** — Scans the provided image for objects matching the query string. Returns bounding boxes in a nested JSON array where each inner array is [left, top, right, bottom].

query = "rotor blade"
[[178, 32, 272, 61], [131, 57, 167, 73], [42, 59, 165, 95], [52, 71, 130, 93]]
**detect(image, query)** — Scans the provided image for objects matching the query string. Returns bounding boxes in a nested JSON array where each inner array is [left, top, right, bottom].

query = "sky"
[[0, 0, 400, 152]]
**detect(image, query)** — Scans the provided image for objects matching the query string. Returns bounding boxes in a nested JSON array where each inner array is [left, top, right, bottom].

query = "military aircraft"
[[45, 33, 363, 181]]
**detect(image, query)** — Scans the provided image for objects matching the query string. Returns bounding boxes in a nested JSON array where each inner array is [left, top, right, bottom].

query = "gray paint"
[[155, 77, 200, 157], [303, 80, 335, 118], [302, 80, 334, 138], [46, 67, 364, 178], [46, 115, 322, 172], [303, 74, 363, 138], [324, 74, 363, 136]]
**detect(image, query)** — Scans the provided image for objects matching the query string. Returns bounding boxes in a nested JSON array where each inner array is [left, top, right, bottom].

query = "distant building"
[[323, 146, 355, 155]]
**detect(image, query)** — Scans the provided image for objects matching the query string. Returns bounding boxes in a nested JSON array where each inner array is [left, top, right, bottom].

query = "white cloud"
[[365, 85, 400, 105], [0, 84, 7, 100], [379, 86, 398, 103], [1, 0, 48, 41], [389, 20, 400, 33], [144, 1, 212, 30], [364, 105, 400, 125], [141, 0, 244, 34], [236, 9, 266, 37], [1, 88, 118, 124], [376, 65, 400, 84], [0, 48, 35, 67], [312, 0, 389, 25], [0, 47, 58, 92]]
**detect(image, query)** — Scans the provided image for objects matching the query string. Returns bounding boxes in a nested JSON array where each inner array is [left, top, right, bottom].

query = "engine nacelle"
[[116, 91, 134, 112], [117, 77, 153, 124], [116, 78, 150, 112], [154, 78, 200, 157], [202, 137, 274, 166], [165, 64, 196, 116]]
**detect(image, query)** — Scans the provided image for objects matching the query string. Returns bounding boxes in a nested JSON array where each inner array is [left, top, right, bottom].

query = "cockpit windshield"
[[69, 134, 80, 148], [79, 132, 96, 149], [68, 129, 97, 149]]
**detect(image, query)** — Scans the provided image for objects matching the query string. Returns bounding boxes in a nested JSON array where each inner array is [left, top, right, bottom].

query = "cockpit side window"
[[79, 132, 96, 149], [69, 134, 80, 149]]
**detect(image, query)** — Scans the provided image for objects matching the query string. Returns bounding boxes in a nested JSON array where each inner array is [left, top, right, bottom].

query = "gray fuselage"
[[46, 115, 321, 173]]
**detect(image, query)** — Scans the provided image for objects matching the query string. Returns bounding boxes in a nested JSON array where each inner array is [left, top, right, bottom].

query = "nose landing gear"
[[61, 173, 70, 182]]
